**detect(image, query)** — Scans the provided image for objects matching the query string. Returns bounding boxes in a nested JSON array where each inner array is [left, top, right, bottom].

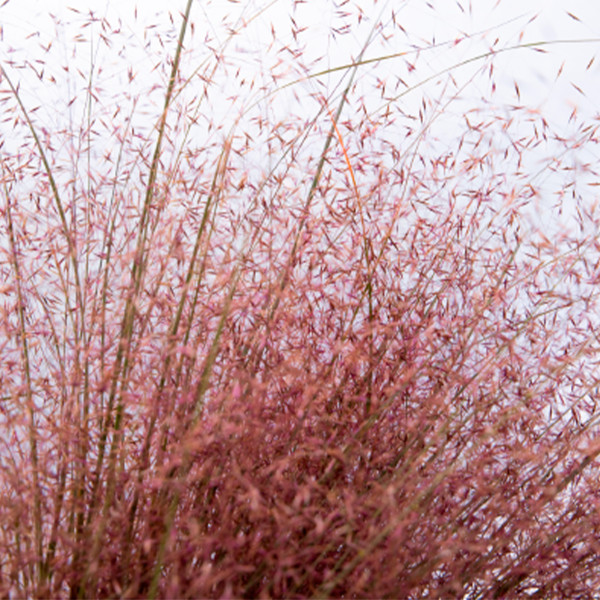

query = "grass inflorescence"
[[1, 1, 600, 597]]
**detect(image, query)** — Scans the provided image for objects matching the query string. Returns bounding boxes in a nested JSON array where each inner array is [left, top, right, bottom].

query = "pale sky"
[[1, 0, 599, 229], [2, 0, 598, 121]]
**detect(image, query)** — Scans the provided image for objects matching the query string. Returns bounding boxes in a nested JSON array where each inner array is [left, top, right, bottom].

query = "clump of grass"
[[1, 1, 600, 597]]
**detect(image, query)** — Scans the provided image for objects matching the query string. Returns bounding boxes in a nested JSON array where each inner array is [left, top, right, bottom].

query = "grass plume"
[[1, 1, 600, 597]]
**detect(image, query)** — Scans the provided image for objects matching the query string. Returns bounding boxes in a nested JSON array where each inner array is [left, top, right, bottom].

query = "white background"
[[1, 0, 599, 228], [2, 1, 599, 120]]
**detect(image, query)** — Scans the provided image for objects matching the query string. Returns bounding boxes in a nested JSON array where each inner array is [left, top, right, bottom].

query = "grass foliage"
[[1, 1, 600, 597]]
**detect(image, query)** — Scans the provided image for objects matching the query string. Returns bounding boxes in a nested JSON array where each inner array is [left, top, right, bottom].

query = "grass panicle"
[[1, 1, 600, 597]]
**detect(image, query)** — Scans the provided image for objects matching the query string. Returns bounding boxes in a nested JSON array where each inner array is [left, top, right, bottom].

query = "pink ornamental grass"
[[1, 1, 600, 597]]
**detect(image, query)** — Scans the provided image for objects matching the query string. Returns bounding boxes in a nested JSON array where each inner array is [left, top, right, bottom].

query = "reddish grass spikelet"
[[1, 1, 600, 598]]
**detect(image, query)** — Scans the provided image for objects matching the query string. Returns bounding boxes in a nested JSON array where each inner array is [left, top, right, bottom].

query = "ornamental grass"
[[1, 1, 600, 597]]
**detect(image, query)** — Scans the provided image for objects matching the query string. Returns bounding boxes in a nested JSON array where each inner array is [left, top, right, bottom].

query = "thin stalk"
[[147, 263, 242, 600], [119, 133, 234, 585], [77, 1, 194, 596], [69, 33, 98, 584], [1, 62, 86, 591], [246, 64, 360, 377], [2, 170, 44, 588]]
